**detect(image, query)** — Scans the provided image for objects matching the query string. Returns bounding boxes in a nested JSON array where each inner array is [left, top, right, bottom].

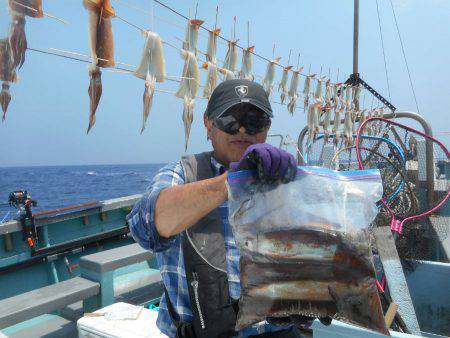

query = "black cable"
[[375, 0, 392, 102], [388, 0, 420, 114]]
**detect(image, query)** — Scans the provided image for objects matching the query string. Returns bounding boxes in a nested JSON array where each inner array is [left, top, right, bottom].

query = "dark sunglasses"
[[213, 104, 271, 135]]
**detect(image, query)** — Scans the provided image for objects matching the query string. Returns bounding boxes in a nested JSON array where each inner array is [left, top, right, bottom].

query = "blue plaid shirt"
[[126, 158, 288, 337]]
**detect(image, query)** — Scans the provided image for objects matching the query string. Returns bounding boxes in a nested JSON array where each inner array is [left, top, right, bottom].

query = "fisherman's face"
[[204, 105, 270, 167]]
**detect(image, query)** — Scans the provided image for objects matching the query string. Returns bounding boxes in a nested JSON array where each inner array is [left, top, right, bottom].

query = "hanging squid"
[[222, 39, 238, 72], [205, 28, 220, 63], [83, 0, 115, 133], [302, 74, 315, 113], [84, 0, 115, 68], [323, 79, 333, 140], [358, 109, 367, 132], [332, 83, 343, 146], [343, 86, 354, 146], [351, 86, 361, 136], [344, 109, 353, 146], [134, 30, 166, 133], [0, 38, 17, 121], [202, 62, 218, 99], [352, 111, 358, 136], [182, 19, 203, 54], [8, 0, 43, 18], [175, 50, 200, 151], [203, 27, 220, 98], [239, 46, 254, 80], [8, 14, 27, 69], [135, 30, 166, 81], [87, 64, 102, 133], [175, 18, 202, 150], [287, 68, 302, 115], [141, 72, 156, 134], [182, 95, 194, 152], [376, 108, 384, 134], [278, 65, 292, 104], [175, 50, 199, 103], [307, 104, 318, 145], [309, 76, 325, 139], [262, 57, 280, 96], [352, 85, 361, 109]]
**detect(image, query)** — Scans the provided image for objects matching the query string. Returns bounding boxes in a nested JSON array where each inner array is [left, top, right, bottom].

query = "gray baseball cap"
[[206, 79, 273, 119]]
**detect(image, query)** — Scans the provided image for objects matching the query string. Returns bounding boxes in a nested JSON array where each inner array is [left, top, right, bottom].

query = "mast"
[[353, 0, 359, 110], [353, 0, 359, 76]]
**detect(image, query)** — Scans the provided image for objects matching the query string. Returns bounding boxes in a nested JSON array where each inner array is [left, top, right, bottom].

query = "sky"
[[0, 0, 449, 167]]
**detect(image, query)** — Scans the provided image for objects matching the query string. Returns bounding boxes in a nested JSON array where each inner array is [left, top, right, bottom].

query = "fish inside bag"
[[227, 166, 390, 336]]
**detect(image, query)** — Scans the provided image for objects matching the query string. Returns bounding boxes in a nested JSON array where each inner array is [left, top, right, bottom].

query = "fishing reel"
[[8, 190, 38, 249], [8, 190, 37, 209]]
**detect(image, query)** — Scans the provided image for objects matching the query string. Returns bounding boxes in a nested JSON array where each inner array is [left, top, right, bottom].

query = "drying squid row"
[[312, 81, 389, 151]]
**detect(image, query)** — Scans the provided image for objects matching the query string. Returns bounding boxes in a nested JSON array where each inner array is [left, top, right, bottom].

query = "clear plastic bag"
[[227, 166, 390, 336]]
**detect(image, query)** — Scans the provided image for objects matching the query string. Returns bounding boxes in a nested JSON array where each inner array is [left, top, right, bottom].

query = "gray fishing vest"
[[180, 151, 227, 272], [171, 152, 237, 338]]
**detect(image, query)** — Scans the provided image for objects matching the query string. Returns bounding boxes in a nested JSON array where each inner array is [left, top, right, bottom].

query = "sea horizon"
[[0, 164, 166, 218], [0, 162, 167, 169]]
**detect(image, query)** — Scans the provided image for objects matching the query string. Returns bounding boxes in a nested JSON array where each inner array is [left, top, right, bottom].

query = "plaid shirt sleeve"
[[126, 162, 185, 252]]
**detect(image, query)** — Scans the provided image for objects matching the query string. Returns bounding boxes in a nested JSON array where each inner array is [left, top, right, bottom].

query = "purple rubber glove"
[[230, 143, 297, 183]]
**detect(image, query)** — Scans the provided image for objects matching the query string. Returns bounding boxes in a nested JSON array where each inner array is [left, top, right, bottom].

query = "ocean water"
[[0, 164, 165, 220]]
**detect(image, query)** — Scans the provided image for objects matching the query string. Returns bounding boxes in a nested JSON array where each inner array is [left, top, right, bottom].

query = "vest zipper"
[[191, 271, 206, 329]]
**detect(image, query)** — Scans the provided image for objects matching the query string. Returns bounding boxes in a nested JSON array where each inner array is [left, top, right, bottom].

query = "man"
[[127, 79, 299, 337]]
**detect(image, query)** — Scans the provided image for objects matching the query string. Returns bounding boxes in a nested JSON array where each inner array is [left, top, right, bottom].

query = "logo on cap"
[[235, 85, 248, 98]]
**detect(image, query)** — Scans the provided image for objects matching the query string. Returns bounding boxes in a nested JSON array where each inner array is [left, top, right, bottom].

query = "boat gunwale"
[[0, 194, 142, 235]]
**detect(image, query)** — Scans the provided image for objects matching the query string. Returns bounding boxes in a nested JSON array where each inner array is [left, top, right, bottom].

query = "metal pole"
[[353, 0, 359, 76]]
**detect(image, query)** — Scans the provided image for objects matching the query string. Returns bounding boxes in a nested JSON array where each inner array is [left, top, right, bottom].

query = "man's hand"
[[230, 143, 297, 183]]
